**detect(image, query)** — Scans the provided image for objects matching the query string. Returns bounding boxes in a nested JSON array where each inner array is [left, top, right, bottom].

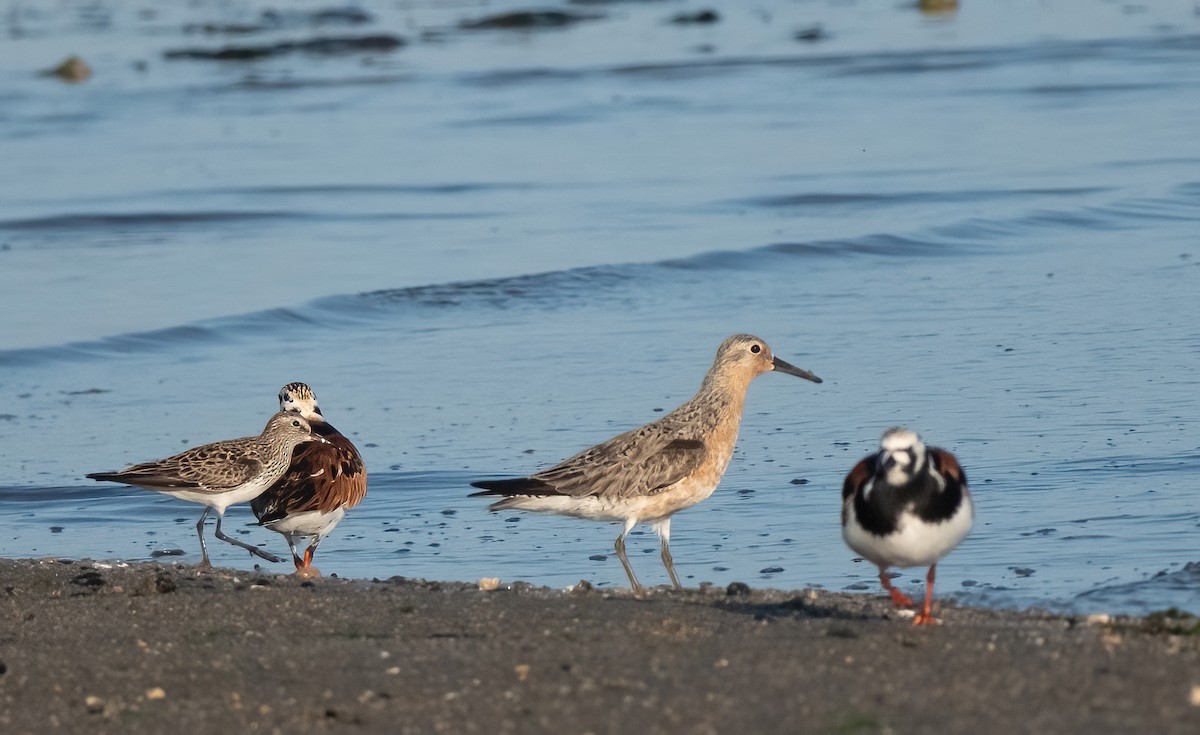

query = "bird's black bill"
[[772, 356, 822, 383]]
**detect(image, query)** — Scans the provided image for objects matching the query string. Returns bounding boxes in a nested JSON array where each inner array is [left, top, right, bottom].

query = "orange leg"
[[293, 545, 322, 579], [912, 564, 938, 626], [879, 568, 914, 608]]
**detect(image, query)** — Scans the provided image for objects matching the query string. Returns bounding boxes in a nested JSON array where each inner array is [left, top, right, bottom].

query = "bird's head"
[[711, 334, 822, 385], [278, 382, 324, 422], [877, 427, 927, 486], [264, 411, 328, 445]]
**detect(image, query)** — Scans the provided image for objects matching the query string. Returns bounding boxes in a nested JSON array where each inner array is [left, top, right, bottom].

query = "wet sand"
[[1, 559, 1197, 734]]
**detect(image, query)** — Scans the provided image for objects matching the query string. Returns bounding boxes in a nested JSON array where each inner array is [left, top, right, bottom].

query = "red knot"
[[472, 334, 822, 591]]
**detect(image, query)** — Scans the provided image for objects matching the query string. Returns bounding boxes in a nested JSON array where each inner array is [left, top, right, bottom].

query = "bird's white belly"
[[500, 474, 720, 524], [264, 507, 346, 538], [159, 478, 270, 513], [843, 495, 973, 569], [499, 494, 637, 522], [632, 474, 721, 523]]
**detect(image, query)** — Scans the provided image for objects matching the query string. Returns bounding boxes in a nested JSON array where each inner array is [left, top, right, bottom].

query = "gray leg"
[[652, 518, 683, 590], [285, 534, 304, 570], [213, 510, 283, 563], [303, 534, 325, 567], [614, 517, 641, 592], [194, 506, 212, 568]]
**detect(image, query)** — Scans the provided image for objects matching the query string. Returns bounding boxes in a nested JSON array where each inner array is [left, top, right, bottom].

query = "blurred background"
[[0, 0, 1197, 614]]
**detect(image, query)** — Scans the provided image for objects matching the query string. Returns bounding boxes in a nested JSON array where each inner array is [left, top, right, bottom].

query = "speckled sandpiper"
[[471, 334, 822, 591], [842, 428, 973, 625], [251, 382, 367, 578], [87, 410, 327, 567]]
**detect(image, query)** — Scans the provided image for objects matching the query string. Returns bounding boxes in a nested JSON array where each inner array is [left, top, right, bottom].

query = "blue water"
[[1, 0, 1198, 615]]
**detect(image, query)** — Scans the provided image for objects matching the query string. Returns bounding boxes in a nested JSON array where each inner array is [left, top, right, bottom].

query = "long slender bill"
[[772, 356, 822, 383]]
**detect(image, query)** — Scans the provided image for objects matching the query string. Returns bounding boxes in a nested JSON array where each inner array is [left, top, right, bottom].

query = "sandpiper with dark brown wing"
[[841, 428, 973, 625], [471, 334, 822, 591], [251, 383, 367, 578], [87, 411, 327, 567]]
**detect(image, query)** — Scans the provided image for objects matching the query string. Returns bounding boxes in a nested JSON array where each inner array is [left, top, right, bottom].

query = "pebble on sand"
[[478, 577, 501, 591], [43, 56, 91, 83]]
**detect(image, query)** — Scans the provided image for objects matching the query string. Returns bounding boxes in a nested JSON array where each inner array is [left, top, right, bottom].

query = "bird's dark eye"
[[750, 344, 761, 354], [291, 420, 301, 427]]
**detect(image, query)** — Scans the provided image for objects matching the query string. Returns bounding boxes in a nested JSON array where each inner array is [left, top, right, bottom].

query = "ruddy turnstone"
[[472, 334, 822, 591], [842, 427, 973, 625], [251, 382, 367, 578], [87, 411, 326, 566]]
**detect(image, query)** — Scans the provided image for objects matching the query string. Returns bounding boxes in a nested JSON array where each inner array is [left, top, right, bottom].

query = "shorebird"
[[87, 411, 327, 567], [251, 383, 367, 577], [471, 334, 822, 591], [842, 428, 973, 625]]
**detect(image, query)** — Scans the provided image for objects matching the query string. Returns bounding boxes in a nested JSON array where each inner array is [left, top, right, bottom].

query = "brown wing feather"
[[525, 427, 707, 500], [842, 455, 875, 503], [841, 454, 876, 525], [252, 430, 366, 522], [928, 447, 967, 487], [88, 441, 262, 493]]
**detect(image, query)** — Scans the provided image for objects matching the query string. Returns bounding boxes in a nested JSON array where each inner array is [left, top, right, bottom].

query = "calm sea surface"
[[1, 0, 1197, 615]]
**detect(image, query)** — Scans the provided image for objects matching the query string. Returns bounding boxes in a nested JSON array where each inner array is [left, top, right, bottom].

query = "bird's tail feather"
[[86, 472, 123, 482], [469, 477, 554, 497]]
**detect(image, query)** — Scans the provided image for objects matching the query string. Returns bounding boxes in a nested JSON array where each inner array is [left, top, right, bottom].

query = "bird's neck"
[[259, 434, 300, 466], [690, 372, 752, 426]]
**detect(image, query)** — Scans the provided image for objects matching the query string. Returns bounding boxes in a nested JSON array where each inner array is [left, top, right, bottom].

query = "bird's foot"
[[888, 588, 915, 609], [912, 611, 939, 626], [294, 565, 322, 580]]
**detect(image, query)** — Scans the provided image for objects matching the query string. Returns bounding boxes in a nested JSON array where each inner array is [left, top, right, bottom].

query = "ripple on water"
[[1075, 562, 1200, 616]]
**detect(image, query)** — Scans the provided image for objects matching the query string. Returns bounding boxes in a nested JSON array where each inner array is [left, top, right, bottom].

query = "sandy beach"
[[1, 558, 1196, 734]]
